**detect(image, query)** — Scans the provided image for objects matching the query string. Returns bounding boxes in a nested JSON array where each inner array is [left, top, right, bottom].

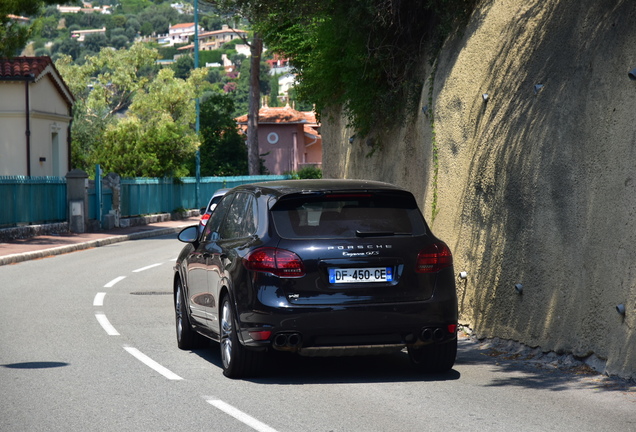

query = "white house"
[[0, 57, 74, 177], [70, 27, 106, 42], [164, 22, 204, 47], [170, 3, 192, 14], [235, 44, 251, 57], [198, 25, 247, 51]]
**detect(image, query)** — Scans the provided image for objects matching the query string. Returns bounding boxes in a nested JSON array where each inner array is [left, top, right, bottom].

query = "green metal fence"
[[0, 176, 67, 228], [0, 175, 292, 227]]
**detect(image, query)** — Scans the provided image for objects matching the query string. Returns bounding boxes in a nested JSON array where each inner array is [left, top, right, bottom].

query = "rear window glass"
[[271, 192, 427, 239], [207, 195, 224, 212]]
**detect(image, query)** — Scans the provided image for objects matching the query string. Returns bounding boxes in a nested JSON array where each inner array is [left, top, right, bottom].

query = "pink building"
[[236, 105, 322, 175]]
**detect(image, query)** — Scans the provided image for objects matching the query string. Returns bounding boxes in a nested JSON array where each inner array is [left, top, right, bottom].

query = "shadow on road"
[[1, 361, 69, 369], [187, 336, 634, 394], [189, 340, 461, 385]]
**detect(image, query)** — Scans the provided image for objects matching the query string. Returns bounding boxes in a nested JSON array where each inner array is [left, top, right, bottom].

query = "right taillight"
[[416, 242, 453, 273], [244, 247, 306, 278]]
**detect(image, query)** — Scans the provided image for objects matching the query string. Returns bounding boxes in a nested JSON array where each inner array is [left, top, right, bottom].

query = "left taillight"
[[416, 242, 453, 273], [200, 213, 210, 225], [244, 247, 306, 278]]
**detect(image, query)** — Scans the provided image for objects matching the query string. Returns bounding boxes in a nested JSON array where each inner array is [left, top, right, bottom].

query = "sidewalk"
[[0, 217, 200, 266]]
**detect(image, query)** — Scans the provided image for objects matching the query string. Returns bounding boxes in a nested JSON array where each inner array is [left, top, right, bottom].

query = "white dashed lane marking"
[[132, 263, 163, 273], [207, 399, 279, 432], [124, 346, 183, 381], [97, 261, 276, 432], [95, 313, 119, 336], [104, 276, 126, 288], [93, 292, 106, 306]]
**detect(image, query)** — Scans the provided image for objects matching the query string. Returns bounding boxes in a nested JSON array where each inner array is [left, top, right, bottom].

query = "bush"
[[291, 166, 322, 179]]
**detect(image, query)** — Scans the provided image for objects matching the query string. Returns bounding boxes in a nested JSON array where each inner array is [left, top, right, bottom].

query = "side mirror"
[[177, 225, 199, 243]]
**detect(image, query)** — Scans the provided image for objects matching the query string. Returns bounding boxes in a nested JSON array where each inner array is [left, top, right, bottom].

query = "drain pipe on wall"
[[24, 74, 34, 176]]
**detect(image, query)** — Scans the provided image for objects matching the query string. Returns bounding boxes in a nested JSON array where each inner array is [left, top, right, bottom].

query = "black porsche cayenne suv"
[[173, 179, 458, 378]]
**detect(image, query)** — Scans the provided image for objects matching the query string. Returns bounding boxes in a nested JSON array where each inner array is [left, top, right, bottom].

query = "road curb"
[[0, 227, 180, 267]]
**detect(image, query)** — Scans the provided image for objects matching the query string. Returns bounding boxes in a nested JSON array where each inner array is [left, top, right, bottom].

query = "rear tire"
[[220, 295, 264, 378], [174, 277, 206, 349], [408, 338, 457, 373]]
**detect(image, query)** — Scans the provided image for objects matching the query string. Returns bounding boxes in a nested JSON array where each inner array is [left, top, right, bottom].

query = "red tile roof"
[[0, 56, 74, 108], [170, 22, 195, 29], [304, 124, 320, 137], [0, 56, 52, 78], [302, 111, 317, 124], [236, 105, 313, 124]]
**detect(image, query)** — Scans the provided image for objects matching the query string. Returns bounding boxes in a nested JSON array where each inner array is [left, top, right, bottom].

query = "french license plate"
[[329, 267, 393, 284]]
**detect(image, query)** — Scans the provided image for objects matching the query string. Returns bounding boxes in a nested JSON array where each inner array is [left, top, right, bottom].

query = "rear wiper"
[[355, 230, 409, 237]]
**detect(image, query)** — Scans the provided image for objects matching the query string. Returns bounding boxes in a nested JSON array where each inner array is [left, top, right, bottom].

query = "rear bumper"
[[237, 295, 458, 351]]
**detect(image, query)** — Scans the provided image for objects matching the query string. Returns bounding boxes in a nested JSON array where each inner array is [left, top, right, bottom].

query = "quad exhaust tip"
[[273, 332, 303, 349], [420, 327, 447, 342]]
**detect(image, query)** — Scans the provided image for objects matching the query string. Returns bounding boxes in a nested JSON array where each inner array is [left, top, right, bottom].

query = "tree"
[[126, 17, 141, 34], [67, 99, 112, 171], [140, 21, 154, 37], [78, 11, 104, 28], [110, 35, 129, 50], [83, 32, 108, 53], [56, 43, 159, 172], [138, 3, 177, 35], [269, 74, 280, 107], [56, 48, 208, 176], [0, 0, 61, 57], [51, 37, 81, 60], [200, 0, 265, 175], [231, 53, 270, 116], [197, 93, 248, 176], [117, 0, 153, 15], [108, 14, 127, 30], [172, 54, 194, 80], [92, 116, 198, 177], [92, 68, 206, 177], [217, 0, 477, 138], [38, 14, 59, 39], [57, 42, 160, 117], [131, 67, 206, 128], [245, 33, 262, 175]]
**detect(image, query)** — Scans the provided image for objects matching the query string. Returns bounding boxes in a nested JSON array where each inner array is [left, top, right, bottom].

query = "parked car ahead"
[[173, 179, 458, 378], [198, 188, 229, 233]]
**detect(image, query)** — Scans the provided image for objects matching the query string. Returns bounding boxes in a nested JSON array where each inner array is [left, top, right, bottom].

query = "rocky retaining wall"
[[323, 0, 636, 379]]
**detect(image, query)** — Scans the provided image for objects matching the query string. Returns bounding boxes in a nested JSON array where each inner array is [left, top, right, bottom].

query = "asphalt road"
[[1, 234, 634, 432]]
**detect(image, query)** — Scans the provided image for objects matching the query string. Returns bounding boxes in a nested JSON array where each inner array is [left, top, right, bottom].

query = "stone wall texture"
[[322, 0, 636, 379]]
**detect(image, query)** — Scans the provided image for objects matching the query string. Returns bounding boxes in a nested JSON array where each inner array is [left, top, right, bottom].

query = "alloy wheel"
[[220, 299, 233, 369], [175, 282, 184, 342]]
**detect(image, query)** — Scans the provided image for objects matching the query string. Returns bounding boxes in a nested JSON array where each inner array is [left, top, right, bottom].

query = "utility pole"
[[194, 0, 201, 208]]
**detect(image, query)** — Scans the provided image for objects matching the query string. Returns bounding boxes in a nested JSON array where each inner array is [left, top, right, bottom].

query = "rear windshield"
[[271, 192, 427, 239]]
